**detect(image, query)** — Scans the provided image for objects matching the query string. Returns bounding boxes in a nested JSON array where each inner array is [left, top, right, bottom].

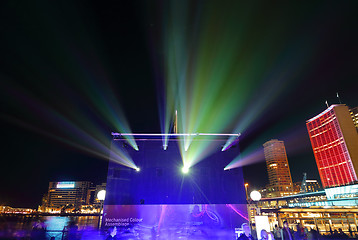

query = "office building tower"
[[306, 104, 358, 188], [47, 181, 92, 208], [298, 179, 321, 193], [263, 139, 293, 197], [349, 106, 358, 131], [305, 180, 321, 192]]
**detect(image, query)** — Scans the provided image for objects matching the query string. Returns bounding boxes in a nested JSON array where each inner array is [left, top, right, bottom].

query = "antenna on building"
[[325, 100, 329, 108], [173, 110, 178, 134], [336, 92, 342, 104]]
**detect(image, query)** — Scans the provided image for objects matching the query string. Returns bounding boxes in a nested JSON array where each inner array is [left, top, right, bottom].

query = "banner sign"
[[102, 204, 248, 239]]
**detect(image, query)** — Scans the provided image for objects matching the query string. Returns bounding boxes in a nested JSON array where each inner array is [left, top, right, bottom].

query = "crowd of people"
[[2, 218, 355, 240], [237, 221, 354, 240]]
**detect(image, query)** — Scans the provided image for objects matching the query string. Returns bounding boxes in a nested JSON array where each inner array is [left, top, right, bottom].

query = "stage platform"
[[103, 134, 248, 239]]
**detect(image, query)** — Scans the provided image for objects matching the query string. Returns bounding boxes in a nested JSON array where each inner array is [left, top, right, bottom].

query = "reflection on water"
[[0, 215, 103, 240], [44, 216, 99, 231], [45, 216, 69, 231]]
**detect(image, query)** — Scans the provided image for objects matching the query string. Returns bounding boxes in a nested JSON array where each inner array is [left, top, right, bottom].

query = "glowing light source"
[[250, 190, 261, 201], [57, 182, 75, 188], [97, 190, 106, 201], [113, 133, 239, 137], [222, 135, 241, 151], [135, 167, 141, 172], [182, 166, 189, 174]]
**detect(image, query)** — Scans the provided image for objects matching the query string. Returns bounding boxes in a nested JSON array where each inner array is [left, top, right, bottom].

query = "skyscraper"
[[263, 139, 293, 197], [306, 104, 358, 188]]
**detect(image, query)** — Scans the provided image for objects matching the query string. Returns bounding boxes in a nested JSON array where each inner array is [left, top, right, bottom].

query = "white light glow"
[[250, 190, 262, 201], [182, 166, 189, 174], [56, 182, 75, 189], [255, 216, 270, 240], [97, 190, 106, 201]]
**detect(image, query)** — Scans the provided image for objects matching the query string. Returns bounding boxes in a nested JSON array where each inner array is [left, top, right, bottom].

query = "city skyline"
[[1, 1, 357, 208]]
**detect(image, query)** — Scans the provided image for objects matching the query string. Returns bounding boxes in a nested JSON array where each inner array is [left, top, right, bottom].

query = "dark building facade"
[[105, 134, 246, 205]]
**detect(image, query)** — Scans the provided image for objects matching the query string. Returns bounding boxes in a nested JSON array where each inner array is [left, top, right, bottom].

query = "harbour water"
[[0, 215, 103, 240]]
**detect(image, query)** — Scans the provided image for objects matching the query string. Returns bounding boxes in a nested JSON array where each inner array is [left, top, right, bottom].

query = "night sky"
[[1, 1, 357, 208]]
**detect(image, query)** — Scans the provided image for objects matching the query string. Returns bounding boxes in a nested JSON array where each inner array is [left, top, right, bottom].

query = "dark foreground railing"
[[0, 229, 105, 240], [0, 228, 356, 240]]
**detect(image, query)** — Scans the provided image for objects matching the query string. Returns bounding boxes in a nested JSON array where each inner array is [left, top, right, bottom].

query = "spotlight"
[[135, 167, 140, 172], [182, 166, 189, 174]]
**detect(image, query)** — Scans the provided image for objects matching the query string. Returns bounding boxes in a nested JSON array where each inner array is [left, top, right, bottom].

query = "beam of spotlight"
[[1, 6, 139, 151], [178, 133, 240, 169], [2, 83, 139, 170], [150, 1, 316, 167], [223, 50, 309, 149], [224, 148, 265, 170], [222, 134, 241, 152], [3, 114, 138, 170], [68, 49, 139, 151], [224, 122, 308, 171]]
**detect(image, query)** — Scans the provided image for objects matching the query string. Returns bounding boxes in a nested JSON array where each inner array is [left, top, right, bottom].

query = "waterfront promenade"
[[1, 213, 357, 239]]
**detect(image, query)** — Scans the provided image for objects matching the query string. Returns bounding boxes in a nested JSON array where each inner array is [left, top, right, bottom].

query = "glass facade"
[[306, 106, 357, 188]]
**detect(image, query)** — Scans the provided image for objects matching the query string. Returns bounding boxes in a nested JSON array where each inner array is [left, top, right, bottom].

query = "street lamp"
[[250, 190, 262, 216], [245, 183, 249, 201], [250, 190, 261, 201], [97, 190, 106, 201], [97, 190, 106, 229]]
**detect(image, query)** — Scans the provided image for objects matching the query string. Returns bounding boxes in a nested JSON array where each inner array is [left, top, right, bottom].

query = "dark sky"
[[1, 1, 357, 208]]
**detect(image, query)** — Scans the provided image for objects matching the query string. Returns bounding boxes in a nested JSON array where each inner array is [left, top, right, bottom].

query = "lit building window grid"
[[307, 105, 358, 188]]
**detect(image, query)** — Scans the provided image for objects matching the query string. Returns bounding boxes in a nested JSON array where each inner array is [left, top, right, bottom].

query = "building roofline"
[[261, 190, 326, 201], [111, 132, 241, 140], [306, 104, 346, 123]]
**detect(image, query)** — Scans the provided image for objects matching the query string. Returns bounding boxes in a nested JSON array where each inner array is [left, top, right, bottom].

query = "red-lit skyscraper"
[[306, 104, 358, 188]]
